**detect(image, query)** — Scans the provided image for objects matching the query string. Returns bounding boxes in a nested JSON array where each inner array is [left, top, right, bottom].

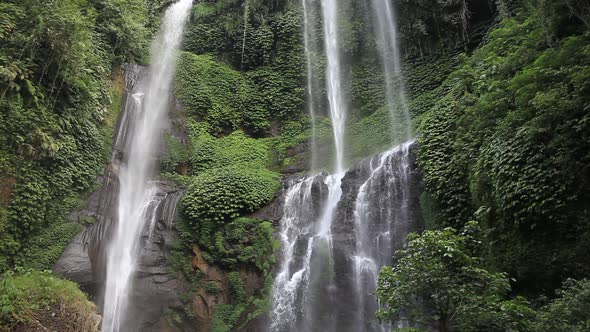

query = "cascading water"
[[270, 0, 349, 330], [101, 1, 192, 331], [270, 142, 420, 332], [271, 176, 319, 332], [370, 0, 413, 140], [352, 141, 415, 331], [270, 0, 421, 331]]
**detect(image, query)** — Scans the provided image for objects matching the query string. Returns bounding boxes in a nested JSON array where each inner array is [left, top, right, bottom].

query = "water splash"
[[101, 1, 192, 331]]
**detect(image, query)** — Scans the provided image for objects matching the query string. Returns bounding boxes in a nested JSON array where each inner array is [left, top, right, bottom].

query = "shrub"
[[182, 166, 279, 226], [0, 270, 100, 331]]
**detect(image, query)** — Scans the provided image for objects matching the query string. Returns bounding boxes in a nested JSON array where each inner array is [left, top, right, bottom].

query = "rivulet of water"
[[370, 0, 413, 141]]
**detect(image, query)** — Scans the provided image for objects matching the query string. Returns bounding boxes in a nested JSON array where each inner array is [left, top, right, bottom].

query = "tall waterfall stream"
[[101, 1, 192, 331], [270, 0, 419, 331], [58, 0, 420, 330]]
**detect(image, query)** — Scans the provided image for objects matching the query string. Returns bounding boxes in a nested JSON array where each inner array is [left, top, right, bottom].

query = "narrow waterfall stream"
[[371, 0, 413, 140], [302, 0, 320, 169], [101, 1, 192, 331]]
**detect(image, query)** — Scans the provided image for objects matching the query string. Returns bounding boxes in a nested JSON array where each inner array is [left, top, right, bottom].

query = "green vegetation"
[[376, 1, 590, 330], [0, 0, 164, 272], [175, 53, 269, 135], [169, 31, 286, 327], [210, 270, 274, 332], [183, 168, 278, 226], [0, 0, 588, 330], [189, 126, 271, 172], [414, 0, 590, 296], [0, 0, 164, 327], [377, 223, 590, 332], [377, 222, 534, 332], [0, 270, 100, 331], [534, 279, 590, 331]]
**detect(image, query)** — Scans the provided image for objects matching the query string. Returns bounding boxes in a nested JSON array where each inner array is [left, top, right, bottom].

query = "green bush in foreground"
[[377, 222, 534, 332], [0, 270, 100, 331], [534, 279, 590, 332]]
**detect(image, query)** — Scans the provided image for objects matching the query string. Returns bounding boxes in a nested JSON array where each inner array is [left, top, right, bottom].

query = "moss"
[[0, 270, 100, 331], [205, 281, 222, 294]]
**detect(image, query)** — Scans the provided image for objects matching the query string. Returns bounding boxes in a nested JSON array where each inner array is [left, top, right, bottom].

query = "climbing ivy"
[[415, 1, 590, 295], [175, 52, 270, 135], [182, 166, 279, 229]]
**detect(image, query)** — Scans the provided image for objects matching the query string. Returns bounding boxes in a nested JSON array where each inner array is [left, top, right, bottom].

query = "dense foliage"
[[181, 1, 305, 121], [414, 0, 590, 295], [159, 2, 312, 329], [534, 279, 590, 331], [377, 223, 590, 332], [377, 222, 533, 332], [175, 53, 269, 135], [0, 0, 163, 272], [182, 166, 278, 237], [1, 0, 589, 330]]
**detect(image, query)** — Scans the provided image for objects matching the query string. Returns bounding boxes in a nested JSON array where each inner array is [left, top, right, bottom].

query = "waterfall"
[[321, 0, 347, 174], [270, 1, 421, 330], [270, 141, 420, 331], [352, 141, 415, 331], [271, 176, 318, 332], [370, 0, 413, 140], [302, 0, 320, 170], [101, 1, 192, 331]]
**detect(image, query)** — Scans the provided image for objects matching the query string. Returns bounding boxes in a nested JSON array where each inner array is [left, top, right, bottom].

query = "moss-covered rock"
[[0, 271, 101, 332]]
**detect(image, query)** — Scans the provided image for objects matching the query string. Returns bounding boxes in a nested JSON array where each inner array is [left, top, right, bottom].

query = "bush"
[[377, 222, 535, 332], [182, 166, 279, 227], [414, 4, 590, 295], [189, 125, 270, 173], [0, 270, 100, 331], [535, 279, 590, 331]]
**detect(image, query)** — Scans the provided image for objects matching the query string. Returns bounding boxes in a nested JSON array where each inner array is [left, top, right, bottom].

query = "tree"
[[376, 222, 534, 332], [534, 279, 590, 331]]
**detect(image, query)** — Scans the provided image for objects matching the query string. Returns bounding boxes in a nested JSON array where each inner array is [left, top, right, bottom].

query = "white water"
[[270, 0, 349, 330], [271, 1, 419, 330], [101, 1, 192, 331], [371, 0, 413, 140], [302, 0, 320, 170], [321, 0, 347, 174], [270, 177, 316, 331], [318, 0, 346, 259], [352, 141, 414, 331]]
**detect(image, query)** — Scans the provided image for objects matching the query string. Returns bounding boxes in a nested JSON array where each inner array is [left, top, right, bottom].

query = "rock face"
[[53, 65, 424, 332], [53, 65, 189, 331], [269, 141, 424, 332]]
